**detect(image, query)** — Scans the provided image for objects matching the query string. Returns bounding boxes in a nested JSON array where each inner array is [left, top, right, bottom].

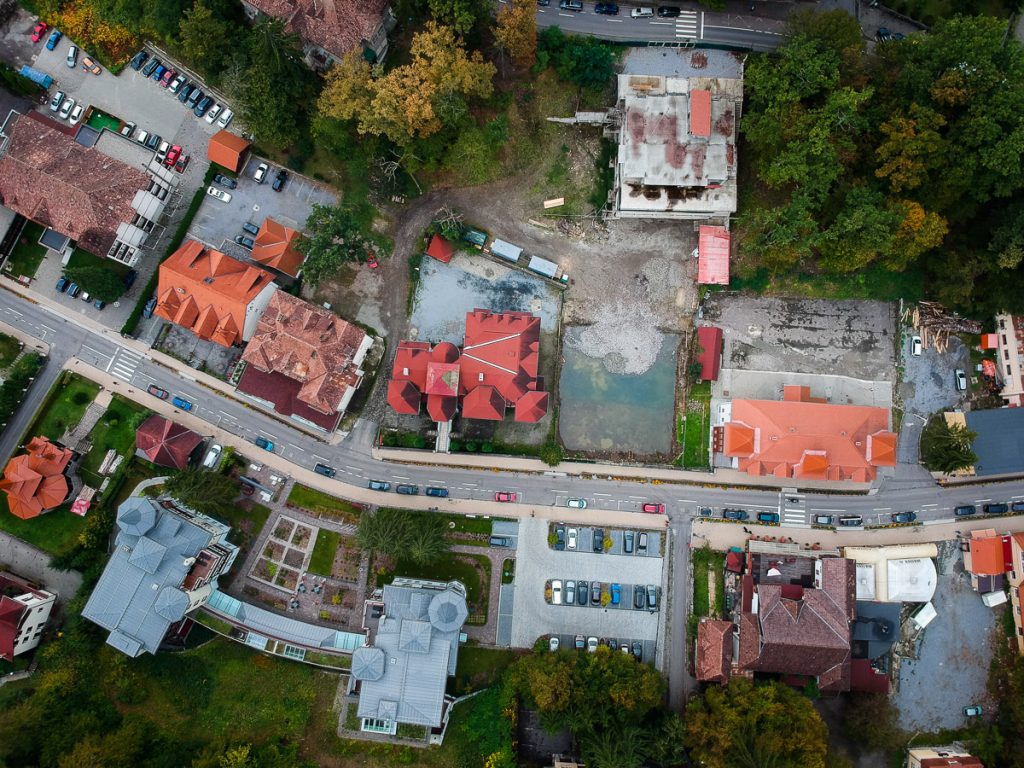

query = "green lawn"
[[392, 552, 491, 619], [287, 484, 363, 524], [680, 381, 711, 469], [729, 262, 925, 303], [403, 509, 504, 535], [86, 109, 120, 133], [692, 547, 726, 619], [67, 247, 131, 279], [0, 494, 86, 555], [28, 372, 100, 441], [4, 222, 48, 279], [79, 396, 149, 485], [449, 647, 522, 696], [0, 333, 21, 369], [308, 528, 340, 576], [105, 637, 317, 746]]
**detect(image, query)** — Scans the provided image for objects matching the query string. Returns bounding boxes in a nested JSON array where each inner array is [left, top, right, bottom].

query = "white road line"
[[3, 307, 22, 317], [700, 11, 704, 38], [703, 24, 784, 35], [594, 492, 611, 496], [393, 475, 409, 480], [344, 465, 361, 472], [105, 355, 116, 372], [976, 499, 992, 503], [921, 503, 938, 508], [678, 499, 697, 503], [650, 20, 672, 25], [874, 507, 892, 512], [813, 508, 845, 512]]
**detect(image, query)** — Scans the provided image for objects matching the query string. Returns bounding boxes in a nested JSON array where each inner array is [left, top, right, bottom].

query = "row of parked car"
[[129, 50, 233, 126], [366, 480, 450, 497], [47, 90, 83, 125], [955, 502, 1024, 516], [549, 579, 660, 611], [54, 269, 137, 311], [550, 634, 644, 660], [553, 524, 651, 555], [550, 1, 682, 16]]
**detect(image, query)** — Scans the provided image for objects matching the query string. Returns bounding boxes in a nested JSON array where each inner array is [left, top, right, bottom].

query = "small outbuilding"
[[207, 130, 251, 173]]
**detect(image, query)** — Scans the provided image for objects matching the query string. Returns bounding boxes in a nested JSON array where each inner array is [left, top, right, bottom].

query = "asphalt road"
[[531, 1, 787, 51]]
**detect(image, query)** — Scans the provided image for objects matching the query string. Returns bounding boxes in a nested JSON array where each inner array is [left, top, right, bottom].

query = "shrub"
[[465, 440, 477, 452]]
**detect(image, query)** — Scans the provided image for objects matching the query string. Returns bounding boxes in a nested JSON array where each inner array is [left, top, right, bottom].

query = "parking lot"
[[551, 522, 662, 558], [188, 154, 337, 263], [510, 517, 665, 652]]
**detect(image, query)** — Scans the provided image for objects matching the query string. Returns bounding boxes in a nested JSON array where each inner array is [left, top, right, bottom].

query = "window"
[[282, 645, 306, 661], [361, 718, 395, 735]]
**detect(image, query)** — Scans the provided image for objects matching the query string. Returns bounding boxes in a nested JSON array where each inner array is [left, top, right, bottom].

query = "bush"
[[465, 440, 477, 452], [482, 441, 494, 453], [539, 441, 563, 466]]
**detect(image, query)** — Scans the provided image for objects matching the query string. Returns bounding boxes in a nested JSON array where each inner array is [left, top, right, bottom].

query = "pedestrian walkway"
[[107, 346, 143, 382], [451, 543, 503, 645]]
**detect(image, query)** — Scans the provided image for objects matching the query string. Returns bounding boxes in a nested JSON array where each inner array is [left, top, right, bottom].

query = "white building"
[[0, 571, 56, 661]]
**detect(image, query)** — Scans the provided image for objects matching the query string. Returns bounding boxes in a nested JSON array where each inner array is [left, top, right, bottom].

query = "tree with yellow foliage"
[[494, 0, 537, 69], [318, 22, 495, 145]]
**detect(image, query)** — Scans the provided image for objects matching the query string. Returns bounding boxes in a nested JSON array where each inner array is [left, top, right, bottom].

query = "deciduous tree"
[[163, 467, 239, 515], [178, 2, 231, 76], [494, 0, 537, 69], [427, 0, 479, 34], [296, 203, 375, 286]]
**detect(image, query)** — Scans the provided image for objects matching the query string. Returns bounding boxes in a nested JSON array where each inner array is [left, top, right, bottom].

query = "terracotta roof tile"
[[724, 390, 895, 482], [207, 130, 251, 173], [968, 531, 1006, 577], [696, 619, 733, 683], [239, 292, 368, 419], [245, 0, 388, 62], [156, 240, 276, 347], [0, 112, 149, 256], [462, 385, 505, 421], [427, 394, 457, 423], [135, 416, 203, 470], [0, 437, 73, 519], [236, 365, 344, 431], [252, 217, 305, 277]]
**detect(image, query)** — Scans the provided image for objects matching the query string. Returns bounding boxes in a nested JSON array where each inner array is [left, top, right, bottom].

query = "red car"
[[495, 492, 517, 503], [164, 144, 182, 166], [174, 154, 190, 173], [147, 384, 169, 400], [159, 69, 175, 87], [366, 251, 379, 269], [642, 502, 665, 514], [31, 22, 47, 42]]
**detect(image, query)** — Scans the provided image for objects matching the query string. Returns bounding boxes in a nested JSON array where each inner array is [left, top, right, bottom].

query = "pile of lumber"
[[903, 301, 982, 353]]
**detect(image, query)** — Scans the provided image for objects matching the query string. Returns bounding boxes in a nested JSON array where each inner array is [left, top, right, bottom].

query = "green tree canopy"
[[295, 203, 378, 286], [920, 415, 977, 473], [163, 467, 239, 515], [64, 266, 125, 303], [178, 2, 232, 76]]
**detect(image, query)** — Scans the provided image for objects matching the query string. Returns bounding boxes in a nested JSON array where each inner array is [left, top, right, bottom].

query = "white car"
[[66, 45, 78, 68], [911, 335, 922, 356], [567, 498, 587, 509], [69, 103, 84, 125], [565, 580, 576, 601], [204, 104, 222, 124], [566, 528, 578, 550], [49, 91, 64, 112], [548, 636, 559, 652], [955, 369, 968, 392], [551, 579, 562, 605], [587, 636, 599, 653], [59, 97, 75, 120], [206, 186, 232, 203], [217, 108, 233, 128], [155, 141, 170, 163], [253, 162, 269, 183], [135, 130, 149, 146]]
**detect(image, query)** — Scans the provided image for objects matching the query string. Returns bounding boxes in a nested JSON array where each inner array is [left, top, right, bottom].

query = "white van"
[[203, 443, 222, 469], [631, 7, 654, 17]]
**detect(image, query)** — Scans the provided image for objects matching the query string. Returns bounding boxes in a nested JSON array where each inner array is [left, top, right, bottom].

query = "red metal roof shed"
[[426, 235, 454, 264], [698, 225, 730, 285], [695, 326, 723, 382]]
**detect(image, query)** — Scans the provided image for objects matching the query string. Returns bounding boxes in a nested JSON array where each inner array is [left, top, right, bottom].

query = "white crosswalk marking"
[[675, 11, 699, 38], [109, 348, 142, 382], [782, 507, 806, 525]]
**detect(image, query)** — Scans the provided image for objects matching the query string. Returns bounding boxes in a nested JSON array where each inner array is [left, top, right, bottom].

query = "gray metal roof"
[[966, 408, 1024, 476], [357, 582, 467, 728], [82, 497, 237, 657], [352, 646, 385, 682]]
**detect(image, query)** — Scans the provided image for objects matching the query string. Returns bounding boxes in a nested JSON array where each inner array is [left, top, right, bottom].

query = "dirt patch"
[[283, 548, 306, 568]]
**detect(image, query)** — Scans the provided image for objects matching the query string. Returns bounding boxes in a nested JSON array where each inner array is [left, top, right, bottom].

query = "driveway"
[[511, 517, 664, 650], [189, 155, 337, 263], [0, 531, 82, 604]]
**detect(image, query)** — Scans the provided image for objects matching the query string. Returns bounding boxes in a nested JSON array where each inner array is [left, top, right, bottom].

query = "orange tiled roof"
[[239, 291, 368, 416], [696, 619, 733, 683], [207, 130, 251, 172], [0, 437, 73, 519], [723, 388, 895, 482], [252, 218, 305, 277], [969, 531, 1006, 576], [155, 240, 275, 347]]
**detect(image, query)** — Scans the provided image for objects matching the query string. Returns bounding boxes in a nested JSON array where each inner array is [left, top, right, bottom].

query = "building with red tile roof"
[[240, 0, 393, 67], [155, 240, 278, 348], [252, 217, 305, 277], [697, 225, 730, 285], [237, 292, 372, 432], [0, 571, 56, 662], [207, 131, 251, 173], [908, 746, 984, 768], [425, 234, 454, 264], [722, 386, 896, 483], [695, 618, 733, 684], [387, 310, 547, 425], [0, 437, 75, 520], [695, 326, 722, 382], [136, 416, 203, 470], [0, 111, 160, 264]]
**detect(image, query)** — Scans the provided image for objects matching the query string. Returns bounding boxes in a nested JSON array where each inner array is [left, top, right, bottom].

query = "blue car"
[[611, 583, 621, 605], [55, 277, 68, 293], [151, 65, 166, 81], [171, 396, 192, 411], [45, 30, 62, 51], [142, 297, 157, 318], [255, 436, 274, 451]]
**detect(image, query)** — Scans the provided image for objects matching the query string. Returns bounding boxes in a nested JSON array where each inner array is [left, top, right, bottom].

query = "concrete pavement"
[[0, 532, 82, 603]]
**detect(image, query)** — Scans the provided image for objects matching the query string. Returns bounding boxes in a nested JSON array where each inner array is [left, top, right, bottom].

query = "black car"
[[141, 57, 161, 77], [272, 169, 288, 192], [145, 133, 160, 150], [591, 582, 602, 605], [657, 5, 681, 16], [123, 269, 138, 290], [631, 641, 642, 661], [984, 503, 1009, 515], [130, 51, 149, 71], [186, 88, 203, 108], [194, 95, 213, 117], [724, 508, 748, 521], [177, 83, 193, 103], [633, 584, 644, 609], [313, 463, 336, 477], [213, 173, 238, 190], [593, 528, 604, 553], [425, 486, 449, 497], [891, 511, 917, 524], [395, 484, 419, 495], [955, 505, 977, 516], [234, 235, 255, 249], [242, 222, 260, 236], [838, 515, 864, 526], [577, 580, 588, 605], [595, 3, 619, 13]]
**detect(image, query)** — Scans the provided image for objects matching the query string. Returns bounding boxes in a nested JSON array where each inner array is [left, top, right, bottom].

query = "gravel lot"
[[511, 517, 664, 650], [705, 296, 897, 381], [895, 571, 997, 731]]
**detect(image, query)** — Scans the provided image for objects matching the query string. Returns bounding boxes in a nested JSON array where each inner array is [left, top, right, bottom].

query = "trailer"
[[463, 228, 487, 249], [490, 238, 523, 264], [18, 65, 53, 89], [527, 255, 568, 283]]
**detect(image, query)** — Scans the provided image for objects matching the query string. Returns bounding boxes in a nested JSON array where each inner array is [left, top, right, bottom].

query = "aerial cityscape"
[[0, 0, 1022, 767]]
